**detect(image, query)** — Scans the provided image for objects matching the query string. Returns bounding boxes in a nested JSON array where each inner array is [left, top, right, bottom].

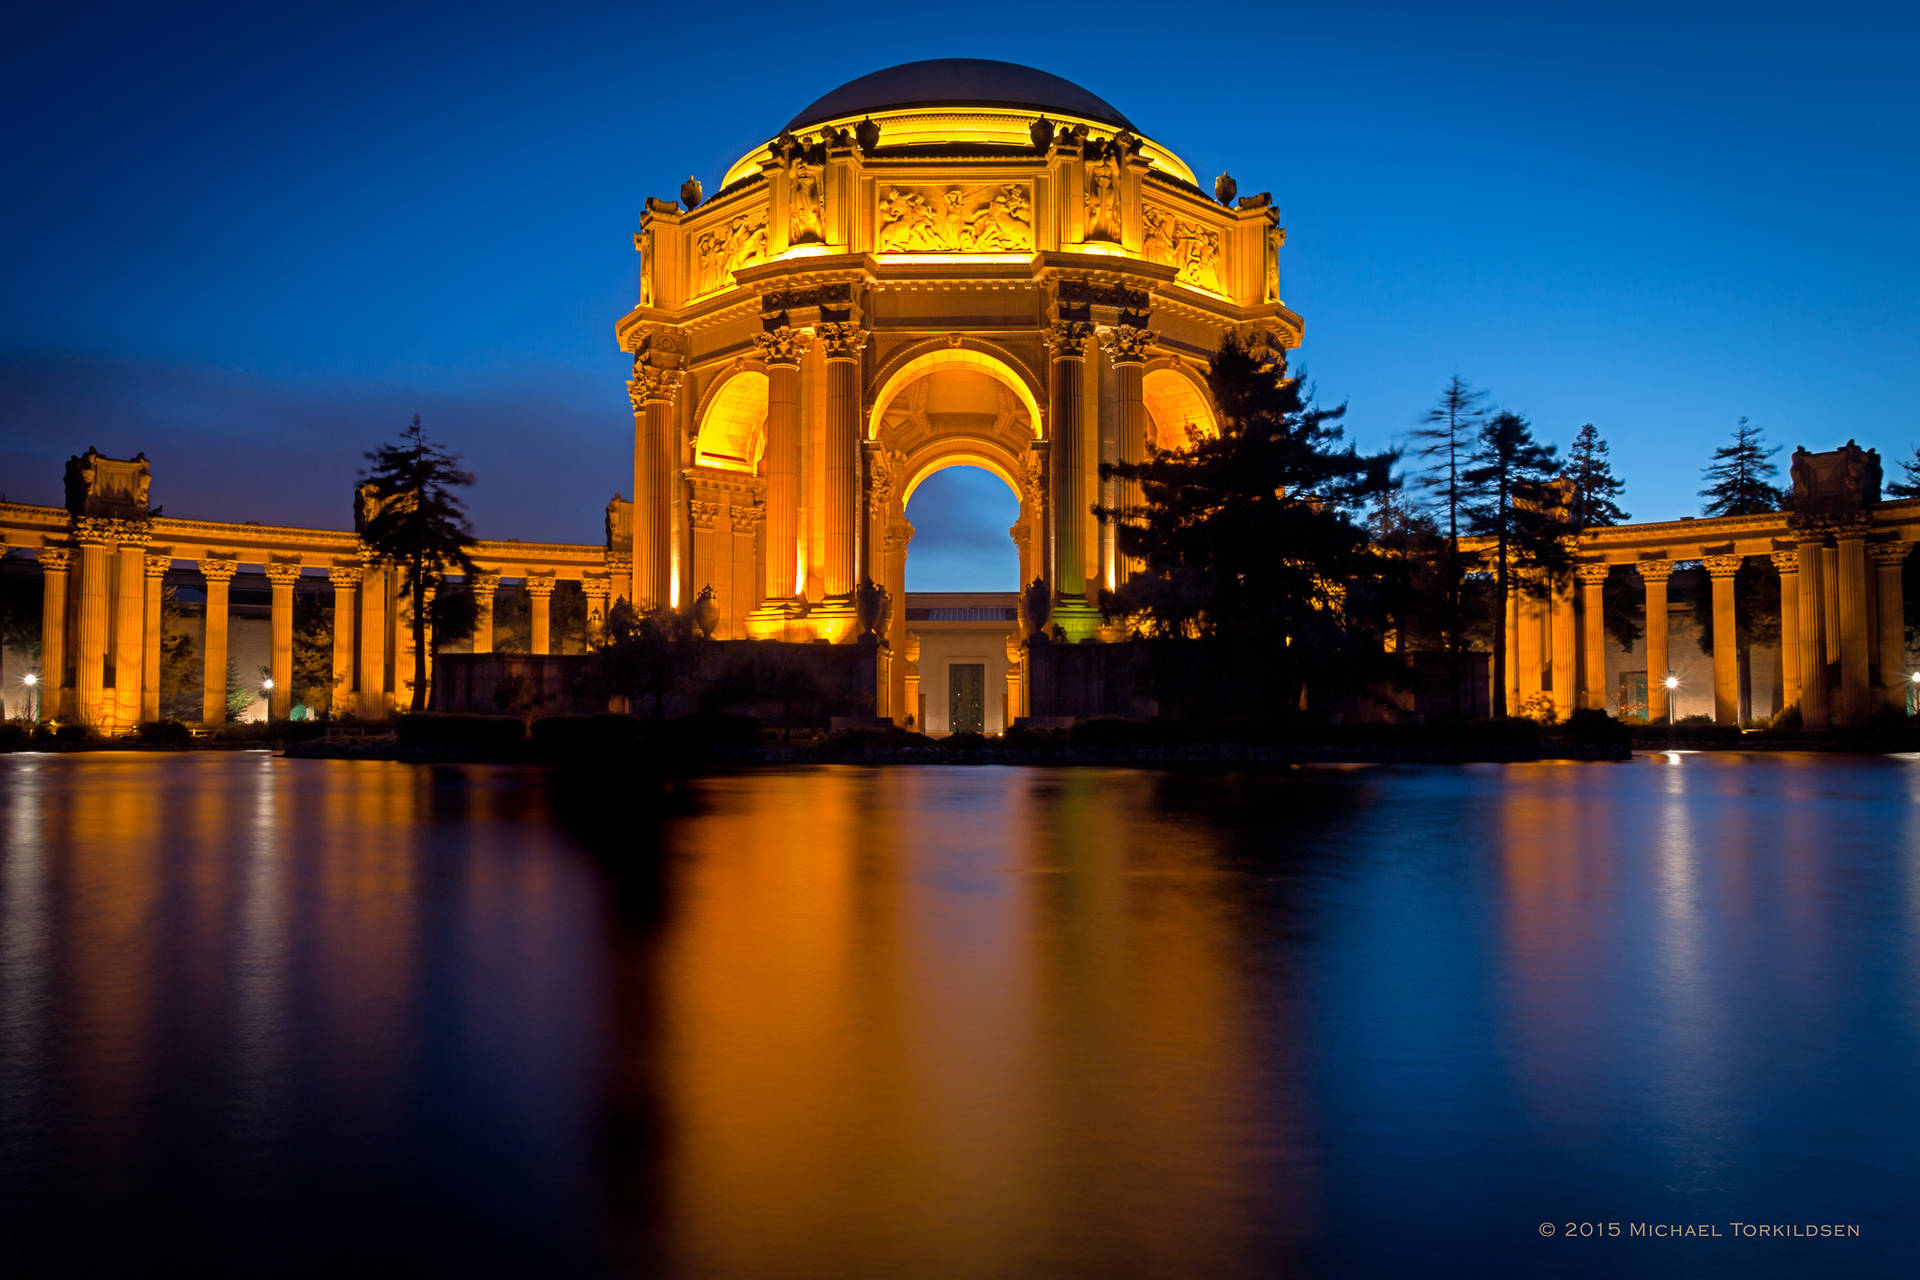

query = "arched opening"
[[694, 370, 769, 472], [1143, 365, 1217, 448], [901, 462, 1022, 737], [869, 342, 1043, 442]]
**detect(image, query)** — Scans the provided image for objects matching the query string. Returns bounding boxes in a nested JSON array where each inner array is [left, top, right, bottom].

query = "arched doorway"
[[902, 464, 1022, 733], [868, 355, 1042, 731]]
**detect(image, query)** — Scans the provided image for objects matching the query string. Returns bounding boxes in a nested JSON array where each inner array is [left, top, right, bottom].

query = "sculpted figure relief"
[[692, 208, 767, 294], [1084, 145, 1121, 242], [1142, 206, 1224, 294], [788, 158, 824, 245], [877, 184, 1032, 253], [635, 227, 654, 306]]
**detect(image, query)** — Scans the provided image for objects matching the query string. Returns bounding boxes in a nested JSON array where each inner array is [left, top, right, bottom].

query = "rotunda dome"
[[784, 59, 1137, 134]]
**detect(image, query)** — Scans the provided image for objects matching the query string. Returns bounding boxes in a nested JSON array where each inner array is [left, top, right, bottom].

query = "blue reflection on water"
[[0, 752, 1915, 1276]]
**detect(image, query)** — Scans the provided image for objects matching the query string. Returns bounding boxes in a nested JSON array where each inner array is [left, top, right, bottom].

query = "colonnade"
[[1505, 535, 1910, 729]]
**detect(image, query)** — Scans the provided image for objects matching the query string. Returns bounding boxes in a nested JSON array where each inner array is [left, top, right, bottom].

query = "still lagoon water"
[[1, 752, 1917, 1276]]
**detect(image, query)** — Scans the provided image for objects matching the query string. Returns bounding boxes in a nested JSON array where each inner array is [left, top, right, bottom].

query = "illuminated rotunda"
[[614, 58, 1301, 711]]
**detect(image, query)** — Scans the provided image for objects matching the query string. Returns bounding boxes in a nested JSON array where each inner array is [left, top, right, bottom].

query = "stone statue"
[[1085, 143, 1121, 242], [789, 158, 824, 244]]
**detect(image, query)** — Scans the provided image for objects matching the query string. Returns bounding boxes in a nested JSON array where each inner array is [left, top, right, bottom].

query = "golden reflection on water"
[[647, 767, 1304, 1277]]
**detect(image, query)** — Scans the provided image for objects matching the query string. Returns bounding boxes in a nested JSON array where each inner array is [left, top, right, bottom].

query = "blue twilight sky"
[[3, 2, 1916, 591]]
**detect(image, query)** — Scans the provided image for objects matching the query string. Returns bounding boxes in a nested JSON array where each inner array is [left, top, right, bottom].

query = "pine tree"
[[1886, 445, 1920, 499], [360, 416, 478, 712], [1562, 422, 1630, 530], [1464, 411, 1576, 717], [223, 656, 251, 722], [1410, 376, 1487, 716], [1699, 417, 1781, 516], [1098, 336, 1399, 715]]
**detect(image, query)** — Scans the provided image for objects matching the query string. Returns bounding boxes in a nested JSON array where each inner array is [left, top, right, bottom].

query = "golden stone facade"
[[616, 60, 1301, 714]]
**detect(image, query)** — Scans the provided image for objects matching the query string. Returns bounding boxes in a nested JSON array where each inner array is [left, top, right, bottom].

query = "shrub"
[[396, 713, 527, 752], [0, 722, 29, 751], [135, 720, 192, 747], [530, 713, 647, 762], [1563, 708, 1630, 748], [938, 731, 990, 752], [1067, 716, 1166, 748], [647, 712, 761, 751], [53, 722, 95, 747]]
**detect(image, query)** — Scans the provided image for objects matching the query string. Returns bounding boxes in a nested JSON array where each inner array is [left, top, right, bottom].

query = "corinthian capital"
[[37, 546, 72, 573], [1770, 550, 1800, 574], [264, 561, 303, 588], [199, 557, 239, 585], [1098, 325, 1158, 366], [752, 326, 813, 367], [628, 363, 683, 410], [1634, 559, 1674, 582], [1703, 554, 1744, 578], [815, 321, 868, 362], [1574, 562, 1611, 585], [1044, 320, 1097, 361]]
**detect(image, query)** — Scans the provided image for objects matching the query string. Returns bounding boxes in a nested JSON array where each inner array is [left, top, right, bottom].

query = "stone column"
[[527, 574, 556, 656], [1099, 325, 1156, 582], [728, 504, 764, 638], [1516, 582, 1545, 709], [199, 558, 238, 726], [1771, 551, 1801, 712], [628, 362, 683, 611], [359, 556, 388, 718], [583, 573, 612, 646], [1637, 560, 1673, 722], [37, 547, 71, 719], [1834, 526, 1870, 726], [1795, 538, 1828, 728], [113, 530, 150, 730], [1045, 320, 1097, 625], [883, 523, 911, 720], [1703, 555, 1743, 726], [72, 522, 113, 727], [1004, 634, 1025, 725], [1871, 541, 1909, 712], [817, 321, 867, 601], [469, 570, 500, 654], [1502, 586, 1519, 715], [753, 327, 811, 606], [1550, 576, 1577, 721], [142, 553, 168, 722], [328, 564, 361, 717], [264, 561, 300, 720], [903, 631, 922, 731], [1576, 563, 1609, 712]]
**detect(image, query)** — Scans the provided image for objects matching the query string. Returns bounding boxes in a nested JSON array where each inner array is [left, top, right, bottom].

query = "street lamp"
[[22, 671, 39, 725], [260, 677, 274, 724], [1663, 674, 1680, 726]]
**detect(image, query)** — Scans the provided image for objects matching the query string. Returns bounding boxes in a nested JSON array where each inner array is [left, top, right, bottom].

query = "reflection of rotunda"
[[616, 57, 1302, 692]]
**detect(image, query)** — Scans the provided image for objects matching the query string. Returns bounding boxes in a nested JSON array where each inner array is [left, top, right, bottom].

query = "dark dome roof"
[[785, 59, 1136, 134]]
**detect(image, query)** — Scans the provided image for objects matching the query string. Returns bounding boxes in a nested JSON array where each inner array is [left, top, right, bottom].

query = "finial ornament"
[[680, 176, 703, 210], [1214, 172, 1237, 206]]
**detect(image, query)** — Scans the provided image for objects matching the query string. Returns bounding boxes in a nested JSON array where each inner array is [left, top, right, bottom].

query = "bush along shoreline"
[[14, 707, 1920, 764]]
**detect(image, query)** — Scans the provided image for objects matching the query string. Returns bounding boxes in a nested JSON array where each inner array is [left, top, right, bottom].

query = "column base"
[[746, 598, 811, 642], [1052, 599, 1104, 643], [805, 597, 862, 645]]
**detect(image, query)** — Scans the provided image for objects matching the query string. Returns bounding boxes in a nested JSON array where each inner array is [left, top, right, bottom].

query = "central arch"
[[867, 338, 1045, 443]]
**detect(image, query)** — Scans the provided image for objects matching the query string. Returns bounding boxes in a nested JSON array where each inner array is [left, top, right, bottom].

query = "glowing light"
[[22, 673, 36, 686], [262, 679, 274, 691], [1664, 675, 1679, 690], [722, 106, 1199, 189], [1910, 672, 1919, 684]]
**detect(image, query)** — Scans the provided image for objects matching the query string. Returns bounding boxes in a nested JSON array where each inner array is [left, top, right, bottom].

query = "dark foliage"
[[1463, 410, 1577, 716], [1097, 336, 1400, 715], [1563, 423, 1630, 530], [1699, 417, 1783, 516], [1887, 445, 1920, 500], [360, 416, 478, 712], [1409, 375, 1487, 715], [395, 713, 528, 751]]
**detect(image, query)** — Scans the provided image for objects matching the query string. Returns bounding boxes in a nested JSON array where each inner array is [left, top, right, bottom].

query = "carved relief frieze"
[[876, 183, 1033, 253], [692, 206, 768, 294], [1142, 204, 1224, 294], [1082, 134, 1135, 244]]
